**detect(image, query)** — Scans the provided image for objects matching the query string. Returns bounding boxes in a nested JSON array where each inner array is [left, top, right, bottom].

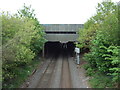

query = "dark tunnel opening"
[[44, 41, 75, 58]]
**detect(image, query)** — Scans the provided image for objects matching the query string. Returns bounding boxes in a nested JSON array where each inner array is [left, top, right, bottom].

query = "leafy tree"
[[77, 0, 117, 49], [78, 0, 120, 87], [17, 4, 46, 54], [1, 5, 46, 88]]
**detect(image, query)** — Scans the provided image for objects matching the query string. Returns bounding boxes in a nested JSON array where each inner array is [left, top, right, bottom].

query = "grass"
[[3, 56, 41, 88], [89, 72, 114, 88], [82, 60, 116, 88]]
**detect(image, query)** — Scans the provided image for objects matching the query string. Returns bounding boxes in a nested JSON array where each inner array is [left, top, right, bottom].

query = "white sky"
[[0, 0, 119, 24]]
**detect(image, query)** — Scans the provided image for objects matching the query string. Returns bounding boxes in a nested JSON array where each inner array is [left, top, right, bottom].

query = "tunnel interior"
[[44, 41, 75, 58]]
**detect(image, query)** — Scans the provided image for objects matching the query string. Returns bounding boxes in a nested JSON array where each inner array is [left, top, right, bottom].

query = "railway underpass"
[[44, 41, 75, 58], [22, 24, 90, 88], [43, 24, 83, 58]]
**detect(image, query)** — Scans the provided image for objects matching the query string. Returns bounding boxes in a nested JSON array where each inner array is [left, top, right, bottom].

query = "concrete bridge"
[[42, 24, 83, 57], [43, 24, 83, 43]]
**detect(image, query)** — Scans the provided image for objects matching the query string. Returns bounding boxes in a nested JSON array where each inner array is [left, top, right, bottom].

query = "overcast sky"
[[0, 0, 119, 24]]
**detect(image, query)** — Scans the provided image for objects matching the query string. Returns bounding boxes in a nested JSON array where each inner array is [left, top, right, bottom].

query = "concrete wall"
[[43, 24, 83, 42], [45, 34, 78, 42], [43, 24, 83, 32]]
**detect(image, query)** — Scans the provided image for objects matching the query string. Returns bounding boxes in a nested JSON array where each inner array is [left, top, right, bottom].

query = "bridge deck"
[[43, 24, 83, 42]]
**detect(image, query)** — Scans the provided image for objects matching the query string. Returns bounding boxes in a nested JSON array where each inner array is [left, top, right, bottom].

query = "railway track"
[[60, 55, 72, 88], [36, 56, 57, 88], [35, 54, 72, 88], [23, 53, 89, 88]]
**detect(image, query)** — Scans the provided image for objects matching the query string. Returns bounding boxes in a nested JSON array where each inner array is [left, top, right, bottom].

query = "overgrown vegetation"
[[78, 0, 120, 88], [1, 4, 46, 88]]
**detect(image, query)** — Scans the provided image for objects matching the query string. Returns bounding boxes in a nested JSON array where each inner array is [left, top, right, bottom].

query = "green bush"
[[2, 15, 35, 86], [78, 1, 120, 87], [89, 73, 113, 88], [1, 5, 46, 88], [18, 4, 46, 55]]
